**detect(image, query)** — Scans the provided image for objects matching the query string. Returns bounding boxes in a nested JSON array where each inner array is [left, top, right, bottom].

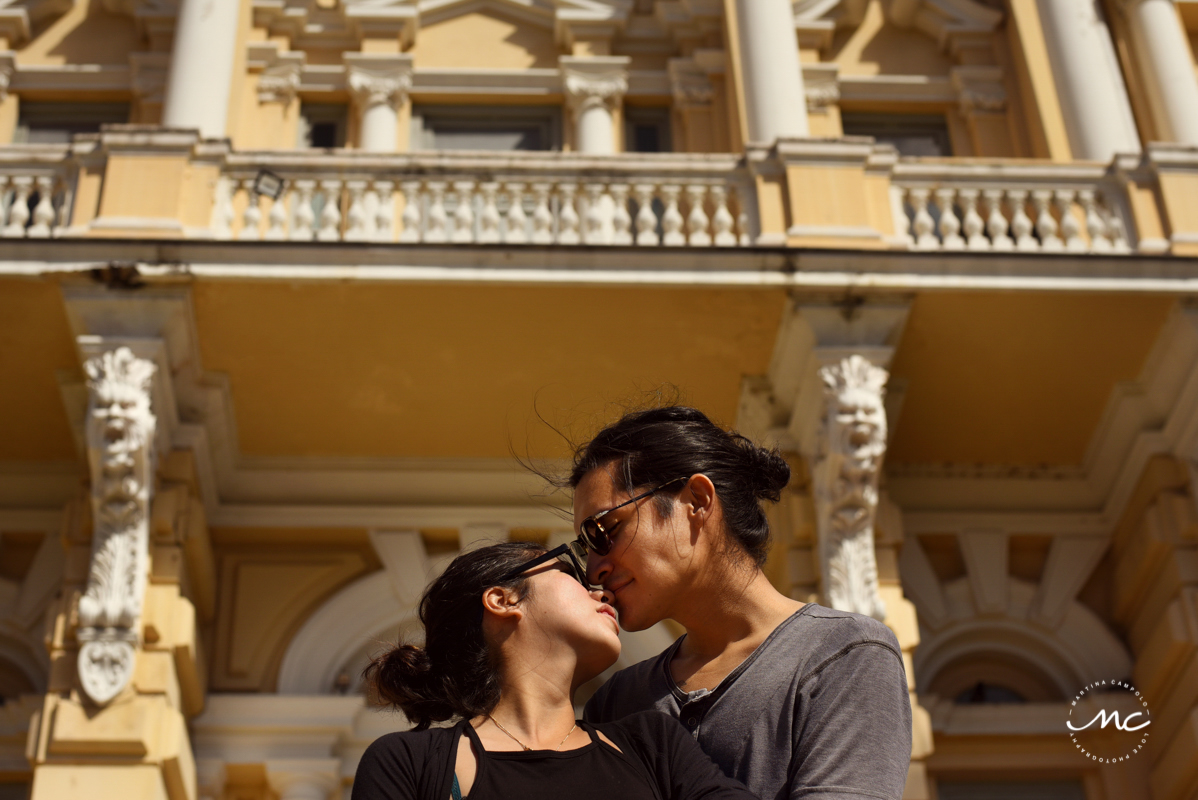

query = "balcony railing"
[[213, 151, 757, 247], [891, 161, 1133, 254], [0, 145, 76, 239]]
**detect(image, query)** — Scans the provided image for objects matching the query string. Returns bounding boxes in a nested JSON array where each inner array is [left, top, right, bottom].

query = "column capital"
[[345, 53, 414, 111], [668, 58, 714, 109], [560, 55, 629, 116], [951, 65, 1006, 117]]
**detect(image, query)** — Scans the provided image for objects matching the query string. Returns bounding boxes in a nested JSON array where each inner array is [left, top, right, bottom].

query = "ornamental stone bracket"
[[668, 58, 714, 109], [77, 339, 158, 705], [344, 52, 413, 112], [560, 55, 630, 118], [737, 299, 911, 620], [248, 42, 306, 106]]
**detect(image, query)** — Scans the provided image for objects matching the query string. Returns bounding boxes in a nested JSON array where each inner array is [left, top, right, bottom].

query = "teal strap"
[[451, 773, 464, 800]]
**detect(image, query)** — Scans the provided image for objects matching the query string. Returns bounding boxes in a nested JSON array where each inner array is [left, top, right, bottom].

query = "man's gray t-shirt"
[[583, 604, 911, 800]]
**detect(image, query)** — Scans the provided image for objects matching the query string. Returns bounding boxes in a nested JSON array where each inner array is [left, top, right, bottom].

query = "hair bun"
[[743, 441, 790, 501]]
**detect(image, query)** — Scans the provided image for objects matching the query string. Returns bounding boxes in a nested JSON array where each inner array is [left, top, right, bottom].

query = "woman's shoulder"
[[360, 723, 461, 766]]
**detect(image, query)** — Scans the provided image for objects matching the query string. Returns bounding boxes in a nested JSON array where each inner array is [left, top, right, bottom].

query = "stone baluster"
[[291, 181, 316, 241], [634, 184, 658, 246], [2, 177, 31, 237], [531, 184, 554, 244], [505, 183, 528, 244], [685, 185, 712, 246], [264, 189, 289, 240], [238, 180, 262, 241], [399, 181, 422, 243], [1007, 189, 1036, 251], [1103, 201, 1130, 253], [558, 183, 581, 245], [610, 184, 632, 246], [738, 206, 751, 246], [478, 183, 501, 243], [933, 187, 962, 249], [345, 181, 369, 241], [210, 176, 235, 239], [908, 188, 936, 249], [983, 189, 1012, 250], [661, 185, 685, 246], [1031, 190, 1061, 251], [426, 182, 449, 243], [373, 180, 395, 242], [316, 180, 343, 241], [1077, 190, 1111, 253], [582, 183, 603, 244], [27, 176, 57, 238], [711, 185, 736, 247], [452, 181, 477, 243], [1054, 190, 1084, 251], [958, 189, 986, 250]]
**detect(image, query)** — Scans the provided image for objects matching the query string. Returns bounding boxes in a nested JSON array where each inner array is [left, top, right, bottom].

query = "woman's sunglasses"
[[498, 540, 595, 589], [577, 476, 689, 556]]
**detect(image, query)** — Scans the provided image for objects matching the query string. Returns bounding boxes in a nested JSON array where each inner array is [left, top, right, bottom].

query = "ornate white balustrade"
[[0, 146, 75, 239], [892, 163, 1133, 254], [211, 151, 756, 246]]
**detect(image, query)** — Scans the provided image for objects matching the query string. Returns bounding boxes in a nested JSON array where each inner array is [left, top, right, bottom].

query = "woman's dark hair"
[[569, 406, 790, 566], [364, 541, 545, 730]]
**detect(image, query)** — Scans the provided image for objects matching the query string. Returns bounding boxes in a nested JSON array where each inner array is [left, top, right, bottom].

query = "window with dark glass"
[[14, 102, 130, 144], [299, 104, 348, 148], [624, 107, 671, 153], [841, 112, 953, 157], [411, 106, 561, 151]]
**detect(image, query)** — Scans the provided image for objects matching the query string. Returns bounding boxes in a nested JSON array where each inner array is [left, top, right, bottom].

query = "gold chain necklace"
[[487, 715, 577, 752]]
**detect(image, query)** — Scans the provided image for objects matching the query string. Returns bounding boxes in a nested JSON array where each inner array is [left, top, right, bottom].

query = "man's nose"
[[586, 553, 611, 587]]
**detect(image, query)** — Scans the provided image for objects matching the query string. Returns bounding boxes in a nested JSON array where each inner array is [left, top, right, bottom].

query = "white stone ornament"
[[812, 355, 888, 621], [78, 347, 156, 705]]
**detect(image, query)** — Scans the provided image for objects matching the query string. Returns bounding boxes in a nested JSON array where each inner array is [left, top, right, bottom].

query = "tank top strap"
[[579, 721, 601, 746]]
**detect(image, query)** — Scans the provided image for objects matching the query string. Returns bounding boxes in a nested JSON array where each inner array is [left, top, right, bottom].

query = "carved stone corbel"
[[811, 354, 888, 620], [346, 53, 413, 113], [952, 65, 1006, 117], [668, 59, 714, 109], [78, 346, 157, 705]]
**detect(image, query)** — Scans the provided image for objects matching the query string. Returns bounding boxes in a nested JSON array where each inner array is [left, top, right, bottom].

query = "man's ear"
[[481, 585, 524, 621], [684, 474, 716, 524]]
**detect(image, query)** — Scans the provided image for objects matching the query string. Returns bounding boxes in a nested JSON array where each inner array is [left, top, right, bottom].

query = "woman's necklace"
[[487, 715, 577, 752]]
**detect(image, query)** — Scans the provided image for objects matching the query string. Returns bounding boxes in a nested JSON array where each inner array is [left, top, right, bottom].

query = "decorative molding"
[[129, 51, 169, 105], [811, 355, 889, 620], [667, 58, 713, 108], [560, 55, 630, 115], [0, 51, 12, 102], [952, 65, 1006, 116], [77, 345, 157, 706], [345, 53, 413, 111], [248, 42, 306, 106], [0, 0, 73, 46], [803, 64, 840, 112]]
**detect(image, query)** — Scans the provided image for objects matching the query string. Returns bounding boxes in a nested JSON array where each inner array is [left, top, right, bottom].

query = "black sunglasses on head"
[[578, 476, 689, 556]]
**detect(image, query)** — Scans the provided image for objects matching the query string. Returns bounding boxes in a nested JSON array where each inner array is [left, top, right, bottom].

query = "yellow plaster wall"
[[224, 0, 253, 146], [209, 534, 374, 691], [192, 282, 785, 459], [829, 0, 952, 78], [234, 76, 300, 150], [0, 94, 16, 143], [888, 293, 1173, 466], [409, 10, 560, 70], [16, 0, 140, 66], [0, 280, 79, 461], [96, 154, 187, 221]]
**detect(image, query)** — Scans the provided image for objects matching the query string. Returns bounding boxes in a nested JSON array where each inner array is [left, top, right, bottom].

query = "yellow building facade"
[[1, 0, 1198, 798]]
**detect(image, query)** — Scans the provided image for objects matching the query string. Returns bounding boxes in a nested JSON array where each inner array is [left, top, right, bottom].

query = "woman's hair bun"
[[738, 437, 790, 502]]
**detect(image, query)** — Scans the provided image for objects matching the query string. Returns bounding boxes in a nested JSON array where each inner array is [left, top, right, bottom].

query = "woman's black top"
[[351, 710, 758, 800]]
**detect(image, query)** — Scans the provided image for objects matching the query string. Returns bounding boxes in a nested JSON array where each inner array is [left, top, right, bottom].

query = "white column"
[[1122, 0, 1198, 146], [346, 54, 413, 153], [1035, 0, 1141, 160], [561, 56, 630, 155], [161, 0, 241, 138], [733, 0, 809, 142]]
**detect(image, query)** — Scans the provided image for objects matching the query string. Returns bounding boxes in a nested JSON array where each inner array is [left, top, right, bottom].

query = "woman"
[[352, 540, 759, 800], [573, 407, 911, 800]]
